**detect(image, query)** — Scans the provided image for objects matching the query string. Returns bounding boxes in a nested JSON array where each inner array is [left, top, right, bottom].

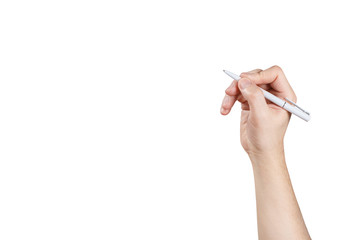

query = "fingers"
[[226, 80, 248, 103], [238, 78, 269, 119], [221, 79, 245, 115], [240, 65, 296, 101], [225, 80, 240, 96], [220, 94, 237, 115]]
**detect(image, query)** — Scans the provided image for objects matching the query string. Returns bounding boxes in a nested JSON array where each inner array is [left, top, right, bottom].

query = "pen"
[[223, 70, 311, 122]]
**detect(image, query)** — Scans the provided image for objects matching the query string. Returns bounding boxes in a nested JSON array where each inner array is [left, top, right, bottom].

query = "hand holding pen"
[[220, 65, 309, 158], [223, 69, 310, 122]]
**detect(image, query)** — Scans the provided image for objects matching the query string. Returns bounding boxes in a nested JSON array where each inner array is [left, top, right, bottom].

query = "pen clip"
[[285, 97, 310, 115]]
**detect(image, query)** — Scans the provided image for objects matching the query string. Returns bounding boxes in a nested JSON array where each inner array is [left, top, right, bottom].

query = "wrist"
[[248, 147, 286, 170], [248, 144, 285, 160]]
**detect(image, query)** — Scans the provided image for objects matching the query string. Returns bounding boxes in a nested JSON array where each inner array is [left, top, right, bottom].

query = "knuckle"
[[246, 68, 263, 74], [271, 65, 283, 72], [259, 70, 264, 78]]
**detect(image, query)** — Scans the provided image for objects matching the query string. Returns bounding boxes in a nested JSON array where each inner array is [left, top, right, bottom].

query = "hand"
[[220, 66, 297, 161]]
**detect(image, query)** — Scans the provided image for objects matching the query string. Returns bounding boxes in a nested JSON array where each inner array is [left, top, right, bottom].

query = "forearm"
[[250, 151, 311, 240], [220, 66, 311, 238]]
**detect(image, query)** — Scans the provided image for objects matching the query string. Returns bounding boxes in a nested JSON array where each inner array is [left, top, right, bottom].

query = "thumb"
[[238, 78, 269, 117]]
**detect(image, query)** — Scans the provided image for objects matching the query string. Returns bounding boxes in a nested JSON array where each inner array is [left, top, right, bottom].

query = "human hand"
[[220, 66, 297, 161]]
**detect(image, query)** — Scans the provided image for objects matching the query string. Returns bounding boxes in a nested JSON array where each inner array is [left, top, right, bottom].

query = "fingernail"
[[239, 78, 252, 90], [220, 107, 225, 114], [240, 78, 251, 89]]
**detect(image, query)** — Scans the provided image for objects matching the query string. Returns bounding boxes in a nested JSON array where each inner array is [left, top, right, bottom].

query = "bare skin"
[[220, 66, 311, 240]]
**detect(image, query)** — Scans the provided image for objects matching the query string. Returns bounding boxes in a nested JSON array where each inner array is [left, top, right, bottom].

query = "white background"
[[1, 0, 359, 239]]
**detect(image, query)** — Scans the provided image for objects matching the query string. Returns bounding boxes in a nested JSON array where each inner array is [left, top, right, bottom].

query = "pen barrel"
[[283, 103, 311, 122], [260, 88, 311, 122], [260, 89, 285, 106]]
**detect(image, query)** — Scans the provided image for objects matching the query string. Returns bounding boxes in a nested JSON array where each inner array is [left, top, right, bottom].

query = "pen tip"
[[222, 69, 240, 80]]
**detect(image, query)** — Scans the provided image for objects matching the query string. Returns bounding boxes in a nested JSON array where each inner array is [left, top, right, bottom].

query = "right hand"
[[220, 66, 297, 160]]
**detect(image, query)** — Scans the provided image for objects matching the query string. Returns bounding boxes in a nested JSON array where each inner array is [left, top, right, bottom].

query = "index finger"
[[240, 65, 296, 101]]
